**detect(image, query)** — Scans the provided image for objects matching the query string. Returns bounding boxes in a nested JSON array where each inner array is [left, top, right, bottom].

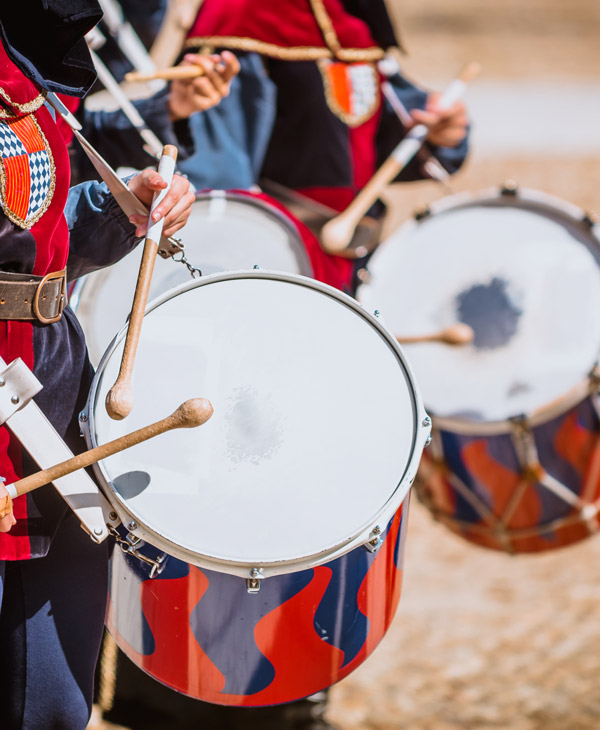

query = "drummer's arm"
[[65, 172, 193, 280], [71, 53, 240, 185], [377, 74, 470, 181]]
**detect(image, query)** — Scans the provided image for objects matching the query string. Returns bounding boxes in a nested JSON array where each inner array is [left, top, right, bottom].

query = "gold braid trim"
[[0, 115, 56, 230], [308, 0, 341, 55], [185, 35, 384, 62], [0, 86, 47, 119]]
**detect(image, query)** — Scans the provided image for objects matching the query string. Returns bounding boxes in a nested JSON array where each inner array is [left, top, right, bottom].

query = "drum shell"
[[107, 500, 409, 707], [417, 392, 600, 553]]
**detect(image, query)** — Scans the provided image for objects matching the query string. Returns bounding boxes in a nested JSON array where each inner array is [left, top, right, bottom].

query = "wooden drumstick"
[[320, 62, 481, 254], [396, 323, 474, 346], [0, 398, 214, 519], [106, 145, 178, 421], [125, 66, 206, 83]]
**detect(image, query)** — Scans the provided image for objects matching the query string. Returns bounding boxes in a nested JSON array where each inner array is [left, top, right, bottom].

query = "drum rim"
[[83, 269, 431, 578], [191, 189, 314, 277], [359, 184, 600, 436]]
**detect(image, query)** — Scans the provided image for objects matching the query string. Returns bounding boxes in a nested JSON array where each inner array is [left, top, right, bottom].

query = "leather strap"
[[0, 269, 66, 323]]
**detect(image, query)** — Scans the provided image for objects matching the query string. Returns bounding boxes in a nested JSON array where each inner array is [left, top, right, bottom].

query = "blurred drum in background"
[[71, 190, 341, 364], [82, 270, 430, 705], [358, 184, 600, 553]]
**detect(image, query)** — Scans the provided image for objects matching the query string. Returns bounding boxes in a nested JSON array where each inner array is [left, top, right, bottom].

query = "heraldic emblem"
[[0, 114, 55, 230], [318, 60, 380, 127]]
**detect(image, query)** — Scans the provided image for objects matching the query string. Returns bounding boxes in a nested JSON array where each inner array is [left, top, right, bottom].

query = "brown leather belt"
[[0, 269, 67, 324]]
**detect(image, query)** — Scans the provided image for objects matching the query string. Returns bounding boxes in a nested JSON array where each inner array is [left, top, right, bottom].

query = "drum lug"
[[422, 416, 432, 447], [500, 179, 518, 196], [246, 568, 264, 594], [413, 204, 431, 221], [365, 525, 383, 553]]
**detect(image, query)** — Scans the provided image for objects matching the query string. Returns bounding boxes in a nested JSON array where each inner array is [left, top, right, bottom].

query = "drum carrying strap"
[[45, 93, 183, 259], [0, 355, 117, 542]]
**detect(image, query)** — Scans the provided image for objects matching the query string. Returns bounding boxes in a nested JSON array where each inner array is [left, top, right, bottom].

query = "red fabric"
[[188, 0, 380, 53], [0, 43, 71, 560], [230, 190, 353, 291]]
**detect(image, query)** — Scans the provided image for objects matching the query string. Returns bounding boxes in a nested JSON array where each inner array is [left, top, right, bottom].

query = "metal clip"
[[158, 236, 185, 259], [365, 525, 383, 553], [109, 526, 166, 578], [246, 568, 264, 594]]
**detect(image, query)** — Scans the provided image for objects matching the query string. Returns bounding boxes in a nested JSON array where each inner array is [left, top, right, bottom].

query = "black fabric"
[[0, 0, 103, 96], [261, 60, 353, 189], [342, 0, 401, 50], [0, 513, 108, 730]]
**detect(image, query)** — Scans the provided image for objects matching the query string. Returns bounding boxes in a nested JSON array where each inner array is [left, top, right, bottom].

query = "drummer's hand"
[[128, 170, 195, 238], [168, 51, 240, 121], [410, 93, 468, 148], [0, 482, 16, 533]]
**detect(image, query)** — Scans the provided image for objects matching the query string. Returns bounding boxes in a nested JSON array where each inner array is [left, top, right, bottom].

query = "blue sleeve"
[[71, 89, 191, 184], [376, 72, 470, 182], [65, 180, 143, 281]]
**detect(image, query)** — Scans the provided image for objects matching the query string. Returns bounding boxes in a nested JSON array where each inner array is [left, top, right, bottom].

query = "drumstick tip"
[[161, 144, 178, 161], [105, 384, 134, 421], [172, 398, 214, 428], [460, 62, 482, 84]]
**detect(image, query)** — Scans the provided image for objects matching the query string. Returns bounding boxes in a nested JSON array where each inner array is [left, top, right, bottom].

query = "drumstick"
[[106, 145, 178, 421], [125, 66, 205, 83], [396, 323, 474, 346], [320, 62, 480, 254], [0, 398, 213, 519]]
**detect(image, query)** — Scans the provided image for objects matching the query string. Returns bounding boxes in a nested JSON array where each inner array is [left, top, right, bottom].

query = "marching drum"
[[71, 190, 331, 364], [81, 270, 430, 706], [359, 185, 600, 553]]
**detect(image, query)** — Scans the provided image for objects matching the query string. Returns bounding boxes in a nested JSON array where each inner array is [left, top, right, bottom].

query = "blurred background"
[[328, 1, 600, 728]]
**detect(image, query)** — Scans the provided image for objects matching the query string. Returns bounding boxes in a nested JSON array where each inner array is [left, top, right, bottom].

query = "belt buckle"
[[33, 269, 66, 325]]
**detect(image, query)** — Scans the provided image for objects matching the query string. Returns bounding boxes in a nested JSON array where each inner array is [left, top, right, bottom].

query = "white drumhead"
[[88, 273, 424, 573], [74, 192, 313, 364], [359, 189, 600, 422]]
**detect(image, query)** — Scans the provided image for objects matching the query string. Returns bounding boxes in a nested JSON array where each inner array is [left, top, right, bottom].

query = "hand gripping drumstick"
[[320, 62, 481, 254], [396, 323, 474, 346], [106, 145, 178, 421], [0, 398, 213, 520]]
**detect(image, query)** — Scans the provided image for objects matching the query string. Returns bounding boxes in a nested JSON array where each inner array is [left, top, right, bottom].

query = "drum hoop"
[[432, 374, 597, 436], [383, 185, 599, 245], [192, 190, 314, 277], [84, 270, 431, 578]]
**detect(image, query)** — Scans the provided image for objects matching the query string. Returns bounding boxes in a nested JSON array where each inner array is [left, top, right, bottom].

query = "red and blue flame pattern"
[[419, 396, 600, 552], [107, 501, 408, 706]]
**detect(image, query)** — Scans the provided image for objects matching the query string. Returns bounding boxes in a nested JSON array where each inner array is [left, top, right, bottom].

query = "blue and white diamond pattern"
[[0, 122, 27, 159], [28, 150, 52, 219]]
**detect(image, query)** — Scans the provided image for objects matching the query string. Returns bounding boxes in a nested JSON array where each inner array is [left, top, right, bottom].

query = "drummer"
[[174, 0, 471, 292], [0, 3, 195, 728]]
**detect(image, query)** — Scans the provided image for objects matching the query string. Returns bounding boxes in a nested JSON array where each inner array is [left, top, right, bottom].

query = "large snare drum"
[[359, 185, 600, 553], [82, 271, 430, 706], [72, 190, 332, 364]]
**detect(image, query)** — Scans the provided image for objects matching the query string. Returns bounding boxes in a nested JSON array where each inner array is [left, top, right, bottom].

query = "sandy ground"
[[90, 2, 600, 729], [327, 503, 600, 730]]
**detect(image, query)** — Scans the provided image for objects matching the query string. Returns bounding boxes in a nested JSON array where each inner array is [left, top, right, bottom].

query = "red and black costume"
[[0, 4, 145, 727], [185, 0, 469, 291]]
